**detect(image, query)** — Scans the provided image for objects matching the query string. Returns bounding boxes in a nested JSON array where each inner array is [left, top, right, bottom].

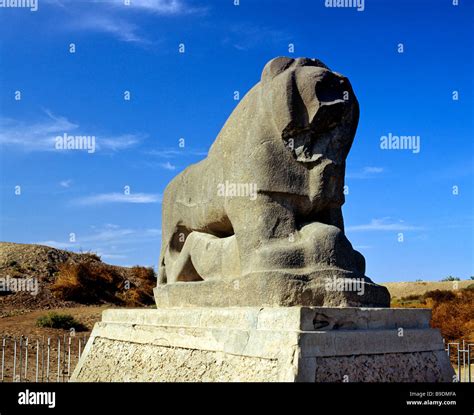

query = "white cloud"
[[73, 15, 148, 44], [49, 0, 196, 15], [98, 134, 146, 151], [346, 218, 424, 232], [38, 225, 161, 246], [145, 228, 162, 236], [347, 166, 384, 179], [147, 148, 208, 158], [363, 167, 384, 174], [73, 192, 162, 206], [159, 161, 176, 170], [110, 0, 189, 14], [81, 227, 136, 242], [35, 224, 162, 264], [0, 111, 77, 151], [0, 111, 144, 152], [103, 223, 121, 229], [59, 179, 73, 188], [45, 0, 205, 44]]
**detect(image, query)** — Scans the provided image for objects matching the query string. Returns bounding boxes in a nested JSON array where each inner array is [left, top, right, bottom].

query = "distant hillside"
[[382, 281, 472, 299], [0, 242, 156, 315]]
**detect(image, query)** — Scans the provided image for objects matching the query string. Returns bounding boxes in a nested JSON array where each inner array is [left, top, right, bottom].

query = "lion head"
[[261, 57, 359, 166]]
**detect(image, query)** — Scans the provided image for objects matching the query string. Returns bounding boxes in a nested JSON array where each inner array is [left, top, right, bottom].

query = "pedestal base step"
[[70, 307, 454, 382]]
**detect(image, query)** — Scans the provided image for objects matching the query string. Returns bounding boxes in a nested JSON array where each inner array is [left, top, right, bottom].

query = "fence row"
[[444, 340, 473, 383], [1, 335, 88, 382], [0, 335, 472, 382]]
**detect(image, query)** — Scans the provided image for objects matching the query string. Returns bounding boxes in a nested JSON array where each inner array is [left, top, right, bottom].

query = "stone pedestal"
[[153, 273, 390, 308], [70, 307, 454, 382]]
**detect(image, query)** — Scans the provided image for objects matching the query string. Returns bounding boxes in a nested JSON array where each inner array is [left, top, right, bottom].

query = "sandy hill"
[[382, 280, 472, 299], [0, 242, 156, 315]]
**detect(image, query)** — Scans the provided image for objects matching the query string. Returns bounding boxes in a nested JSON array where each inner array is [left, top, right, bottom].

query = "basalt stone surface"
[[156, 56, 389, 307]]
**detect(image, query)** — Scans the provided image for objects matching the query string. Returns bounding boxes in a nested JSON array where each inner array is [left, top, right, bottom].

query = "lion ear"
[[261, 57, 294, 83]]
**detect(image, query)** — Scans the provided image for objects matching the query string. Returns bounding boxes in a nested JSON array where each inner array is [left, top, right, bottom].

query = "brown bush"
[[129, 266, 155, 282], [391, 295, 426, 308], [79, 251, 102, 262], [51, 262, 155, 306], [117, 266, 156, 306], [118, 287, 154, 307], [51, 262, 121, 304], [423, 289, 456, 303], [430, 289, 474, 343], [400, 294, 423, 302]]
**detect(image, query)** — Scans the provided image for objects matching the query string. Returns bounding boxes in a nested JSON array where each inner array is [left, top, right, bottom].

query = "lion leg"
[[164, 233, 202, 283], [164, 231, 240, 282], [227, 193, 298, 275]]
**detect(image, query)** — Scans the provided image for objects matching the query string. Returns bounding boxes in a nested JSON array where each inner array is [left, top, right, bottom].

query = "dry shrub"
[[117, 266, 156, 306], [119, 287, 153, 307], [129, 266, 155, 282], [81, 252, 102, 262], [424, 289, 456, 303], [429, 289, 474, 343], [51, 262, 156, 306], [400, 294, 423, 302], [391, 294, 426, 308], [36, 312, 87, 331], [51, 262, 121, 304]]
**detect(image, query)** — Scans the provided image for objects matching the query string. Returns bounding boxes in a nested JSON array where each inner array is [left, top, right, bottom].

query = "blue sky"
[[0, 0, 472, 282]]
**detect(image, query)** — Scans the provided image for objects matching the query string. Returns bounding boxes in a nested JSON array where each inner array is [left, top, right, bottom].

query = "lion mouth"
[[284, 128, 336, 164], [283, 98, 348, 163], [308, 206, 335, 226], [289, 130, 320, 162]]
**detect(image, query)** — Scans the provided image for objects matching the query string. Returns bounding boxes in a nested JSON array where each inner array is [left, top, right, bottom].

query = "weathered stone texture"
[[76, 338, 280, 382], [314, 351, 452, 382]]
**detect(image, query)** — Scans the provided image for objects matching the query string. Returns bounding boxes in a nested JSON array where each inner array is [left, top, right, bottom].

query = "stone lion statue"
[[155, 57, 390, 308]]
